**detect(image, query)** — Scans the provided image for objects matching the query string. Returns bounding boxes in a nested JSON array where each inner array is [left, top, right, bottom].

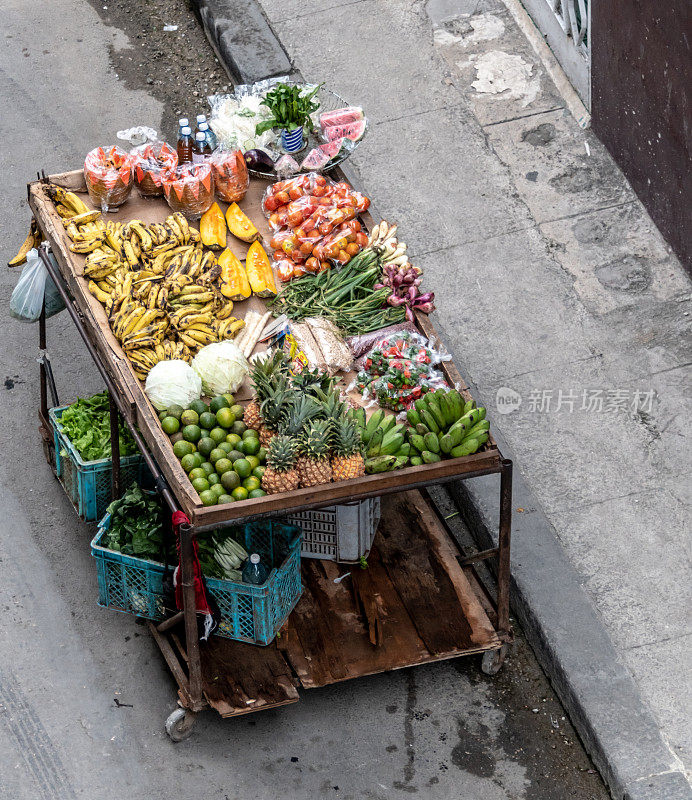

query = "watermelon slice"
[[319, 138, 346, 159], [301, 148, 331, 171], [324, 118, 366, 143], [319, 106, 364, 129]]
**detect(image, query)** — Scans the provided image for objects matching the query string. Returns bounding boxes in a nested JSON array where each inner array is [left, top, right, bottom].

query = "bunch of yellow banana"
[[8, 218, 44, 267], [127, 340, 193, 380], [46, 184, 92, 218]]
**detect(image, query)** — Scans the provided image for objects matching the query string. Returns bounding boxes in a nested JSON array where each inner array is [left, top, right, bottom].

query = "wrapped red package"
[[84, 145, 135, 209], [131, 141, 178, 197], [209, 148, 249, 203], [162, 163, 214, 219]]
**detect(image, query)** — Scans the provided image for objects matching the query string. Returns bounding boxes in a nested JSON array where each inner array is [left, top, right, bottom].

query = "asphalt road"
[[1, 1, 609, 797]]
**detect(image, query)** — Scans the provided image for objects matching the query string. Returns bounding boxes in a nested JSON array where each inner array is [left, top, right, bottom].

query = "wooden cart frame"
[[29, 170, 513, 740]]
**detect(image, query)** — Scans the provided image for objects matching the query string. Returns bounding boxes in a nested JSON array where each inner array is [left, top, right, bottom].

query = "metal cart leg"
[[180, 522, 204, 713], [482, 458, 513, 675], [109, 391, 121, 501]]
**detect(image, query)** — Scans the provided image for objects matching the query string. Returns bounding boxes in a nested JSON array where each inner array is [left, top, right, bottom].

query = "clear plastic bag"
[[131, 140, 178, 197], [208, 147, 249, 203], [346, 322, 419, 358], [10, 249, 65, 323], [162, 163, 215, 220], [84, 145, 135, 210]]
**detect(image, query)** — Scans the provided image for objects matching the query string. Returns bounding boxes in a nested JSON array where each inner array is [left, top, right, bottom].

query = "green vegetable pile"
[[271, 248, 406, 335], [59, 392, 137, 462], [255, 82, 322, 135], [104, 483, 169, 561]]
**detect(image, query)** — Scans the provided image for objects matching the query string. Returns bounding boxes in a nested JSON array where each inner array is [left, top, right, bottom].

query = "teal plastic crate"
[[91, 515, 302, 646], [49, 405, 146, 523]]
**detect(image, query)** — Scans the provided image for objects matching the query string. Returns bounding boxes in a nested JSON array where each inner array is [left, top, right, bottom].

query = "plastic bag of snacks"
[[130, 140, 178, 197], [162, 163, 214, 219], [209, 147, 249, 203], [84, 145, 135, 210], [346, 322, 419, 358]]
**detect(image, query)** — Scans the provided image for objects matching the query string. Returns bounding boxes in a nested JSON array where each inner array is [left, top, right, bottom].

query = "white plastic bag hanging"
[[9, 249, 65, 322]]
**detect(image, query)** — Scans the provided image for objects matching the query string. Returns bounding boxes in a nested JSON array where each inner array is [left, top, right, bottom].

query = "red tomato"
[[278, 261, 294, 281], [355, 232, 368, 247], [275, 190, 290, 206], [304, 257, 319, 273], [346, 242, 360, 256], [289, 186, 303, 200]]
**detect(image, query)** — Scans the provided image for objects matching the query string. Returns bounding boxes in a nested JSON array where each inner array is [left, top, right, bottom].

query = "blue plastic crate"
[[91, 515, 302, 646], [49, 404, 146, 522]]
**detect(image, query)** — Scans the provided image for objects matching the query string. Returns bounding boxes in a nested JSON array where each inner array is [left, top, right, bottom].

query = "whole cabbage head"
[[191, 341, 249, 397], [144, 359, 202, 411]]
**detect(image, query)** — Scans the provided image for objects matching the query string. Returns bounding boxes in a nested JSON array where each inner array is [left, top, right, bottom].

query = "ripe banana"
[[70, 235, 105, 253], [8, 219, 41, 267]]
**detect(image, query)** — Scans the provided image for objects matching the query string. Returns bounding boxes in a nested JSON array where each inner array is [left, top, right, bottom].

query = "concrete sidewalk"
[[249, 0, 691, 794]]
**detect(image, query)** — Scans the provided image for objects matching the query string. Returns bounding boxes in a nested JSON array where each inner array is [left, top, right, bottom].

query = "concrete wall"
[[591, 0, 691, 271]]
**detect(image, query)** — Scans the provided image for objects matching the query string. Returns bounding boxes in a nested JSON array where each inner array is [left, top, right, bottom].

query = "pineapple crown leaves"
[[316, 388, 347, 421], [251, 350, 290, 400], [266, 434, 299, 472], [277, 393, 322, 438], [332, 417, 364, 458], [291, 367, 335, 398], [260, 378, 293, 430], [300, 418, 333, 459]]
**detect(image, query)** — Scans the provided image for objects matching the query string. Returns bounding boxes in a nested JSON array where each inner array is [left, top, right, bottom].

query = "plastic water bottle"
[[198, 121, 218, 151], [242, 554, 268, 585], [192, 131, 211, 164], [177, 125, 193, 164]]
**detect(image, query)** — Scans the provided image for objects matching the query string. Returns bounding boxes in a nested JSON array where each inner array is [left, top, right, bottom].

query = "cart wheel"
[[165, 708, 197, 742], [481, 644, 509, 676]]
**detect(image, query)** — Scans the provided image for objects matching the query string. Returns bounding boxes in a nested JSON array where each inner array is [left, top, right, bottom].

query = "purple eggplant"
[[244, 149, 275, 173]]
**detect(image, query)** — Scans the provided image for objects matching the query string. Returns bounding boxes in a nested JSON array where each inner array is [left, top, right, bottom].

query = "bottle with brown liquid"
[[177, 125, 193, 165], [192, 131, 211, 164]]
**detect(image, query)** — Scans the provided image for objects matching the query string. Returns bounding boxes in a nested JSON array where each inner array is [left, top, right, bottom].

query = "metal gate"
[[521, 0, 591, 108]]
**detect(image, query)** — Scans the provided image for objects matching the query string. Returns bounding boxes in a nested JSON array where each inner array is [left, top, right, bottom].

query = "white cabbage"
[[144, 360, 202, 411], [192, 341, 249, 397]]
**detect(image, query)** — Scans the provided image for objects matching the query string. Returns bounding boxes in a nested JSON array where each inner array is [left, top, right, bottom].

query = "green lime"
[[251, 465, 265, 480], [231, 486, 248, 501], [218, 442, 232, 454], [189, 399, 207, 417], [170, 432, 184, 445], [245, 455, 260, 471], [180, 409, 199, 427], [182, 424, 202, 443], [215, 457, 233, 475], [257, 447, 267, 463], [161, 416, 180, 435], [216, 407, 235, 429], [225, 433, 242, 449], [200, 461, 215, 476], [167, 404, 185, 420], [222, 393, 235, 406], [230, 404, 244, 421], [231, 420, 246, 436], [199, 489, 217, 506], [207, 472, 220, 486], [191, 477, 210, 493], [209, 447, 226, 464], [209, 396, 230, 413], [220, 470, 241, 491], [189, 467, 206, 482], [241, 436, 260, 456], [248, 488, 267, 498], [173, 440, 195, 459], [209, 483, 226, 499], [158, 410, 168, 421], [209, 427, 227, 445], [199, 411, 217, 430], [242, 428, 258, 440], [233, 458, 252, 479], [227, 449, 244, 462], [217, 493, 235, 504], [243, 476, 261, 492], [192, 452, 204, 468], [180, 453, 197, 473], [197, 437, 215, 458]]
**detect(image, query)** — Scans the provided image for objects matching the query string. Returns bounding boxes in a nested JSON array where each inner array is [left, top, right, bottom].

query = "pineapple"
[[330, 418, 365, 482], [258, 379, 292, 447], [278, 394, 321, 438], [297, 419, 333, 487], [291, 367, 334, 398], [261, 435, 300, 494], [245, 351, 289, 432]]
